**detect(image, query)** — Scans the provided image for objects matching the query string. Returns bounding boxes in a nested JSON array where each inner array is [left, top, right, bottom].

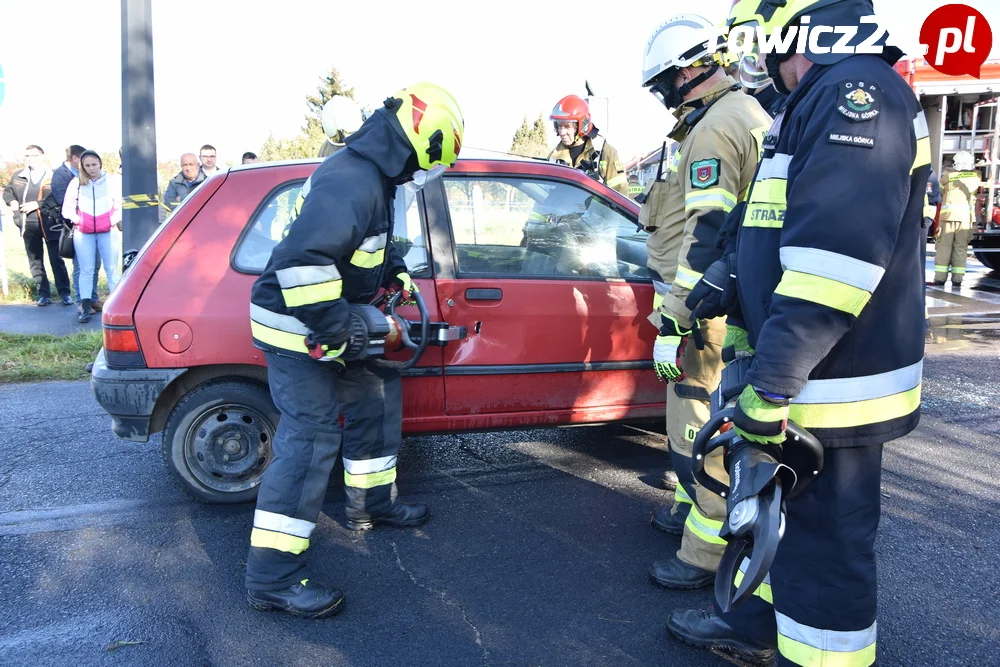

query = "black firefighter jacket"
[[249, 110, 409, 361]]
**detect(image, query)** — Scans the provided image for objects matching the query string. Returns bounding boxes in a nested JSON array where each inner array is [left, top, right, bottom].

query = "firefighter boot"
[[650, 557, 715, 590], [666, 609, 777, 666], [247, 579, 345, 619], [661, 469, 679, 491], [345, 501, 430, 531], [651, 502, 689, 536]]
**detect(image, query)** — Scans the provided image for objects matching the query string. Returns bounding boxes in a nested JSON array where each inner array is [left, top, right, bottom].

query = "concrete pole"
[[121, 0, 159, 265]]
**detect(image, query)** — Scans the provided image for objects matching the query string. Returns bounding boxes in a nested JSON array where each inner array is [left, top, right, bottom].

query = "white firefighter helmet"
[[953, 151, 975, 171], [322, 96, 366, 143], [641, 14, 726, 88]]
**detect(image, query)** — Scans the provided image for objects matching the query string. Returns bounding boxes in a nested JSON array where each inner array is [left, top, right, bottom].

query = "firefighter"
[[318, 95, 367, 158], [677, 1, 929, 664], [640, 13, 772, 590], [934, 151, 981, 286], [627, 173, 644, 200], [245, 82, 463, 619], [548, 94, 629, 195]]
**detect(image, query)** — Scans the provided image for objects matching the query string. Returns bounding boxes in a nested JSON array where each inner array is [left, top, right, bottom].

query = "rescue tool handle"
[[373, 290, 430, 371], [692, 408, 824, 501]]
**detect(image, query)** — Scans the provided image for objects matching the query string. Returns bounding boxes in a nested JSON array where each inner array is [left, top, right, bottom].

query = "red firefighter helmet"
[[550, 94, 592, 137]]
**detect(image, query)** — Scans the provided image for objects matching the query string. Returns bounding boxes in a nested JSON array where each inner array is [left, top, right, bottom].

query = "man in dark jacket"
[[244, 82, 464, 619], [676, 1, 929, 665], [2, 145, 71, 306], [159, 153, 206, 223]]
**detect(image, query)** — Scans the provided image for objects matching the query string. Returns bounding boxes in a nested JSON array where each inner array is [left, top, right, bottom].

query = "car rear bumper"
[[90, 348, 187, 443]]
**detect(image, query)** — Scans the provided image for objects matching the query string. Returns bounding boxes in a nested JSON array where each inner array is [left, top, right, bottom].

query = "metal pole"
[[121, 0, 159, 264]]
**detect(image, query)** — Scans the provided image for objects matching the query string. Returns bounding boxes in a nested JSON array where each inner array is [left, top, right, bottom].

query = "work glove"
[[684, 253, 738, 344], [385, 271, 418, 305], [733, 384, 789, 445], [653, 314, 691, 382], [304, 331, 349, 362], [722, 325, 754, 364]]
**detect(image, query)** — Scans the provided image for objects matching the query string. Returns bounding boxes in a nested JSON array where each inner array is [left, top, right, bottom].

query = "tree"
[[99, 151, 121, 175], [510, 113, 551, 159], [260, 65, 356, 161], [304, 67, 356, 136]]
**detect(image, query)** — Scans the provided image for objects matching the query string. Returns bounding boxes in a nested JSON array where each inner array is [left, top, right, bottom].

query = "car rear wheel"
[[974, 252, 1000, 272], [162, 379, 277, 504]]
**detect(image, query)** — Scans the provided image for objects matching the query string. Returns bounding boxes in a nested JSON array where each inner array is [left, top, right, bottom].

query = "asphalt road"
[[0, 264, 998, 667]]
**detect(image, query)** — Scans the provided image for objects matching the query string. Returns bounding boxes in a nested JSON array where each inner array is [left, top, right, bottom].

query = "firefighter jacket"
[[735, 54, 930, 448], [249, 110, 408, 361], [938, 168, 980, 226], [549, 136, 629, 195], [642, 78, 772, 330]]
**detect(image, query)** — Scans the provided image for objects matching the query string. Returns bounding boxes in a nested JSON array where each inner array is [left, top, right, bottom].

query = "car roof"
[[228, 150, 548, 173]]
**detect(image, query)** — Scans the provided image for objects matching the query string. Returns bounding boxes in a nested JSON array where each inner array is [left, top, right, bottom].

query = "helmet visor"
[[729, 21, 772, 89]]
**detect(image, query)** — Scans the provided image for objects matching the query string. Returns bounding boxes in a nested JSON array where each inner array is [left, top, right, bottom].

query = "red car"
[[91, 157, 664, 503]]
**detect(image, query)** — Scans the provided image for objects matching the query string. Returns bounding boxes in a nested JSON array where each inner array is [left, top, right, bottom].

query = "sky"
[[1, 0, 999, 168]]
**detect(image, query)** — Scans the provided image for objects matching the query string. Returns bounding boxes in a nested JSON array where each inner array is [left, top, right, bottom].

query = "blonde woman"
[[62, 150, 121, 322]]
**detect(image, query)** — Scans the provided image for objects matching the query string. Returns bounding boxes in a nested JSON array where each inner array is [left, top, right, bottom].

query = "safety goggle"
[[728, 21, 772, 89]]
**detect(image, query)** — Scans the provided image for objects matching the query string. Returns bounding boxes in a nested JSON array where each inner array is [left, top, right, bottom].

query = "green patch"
[[690, 159, 720, 189], [684, 424, 700, 443], [0, 331, 102, 383]]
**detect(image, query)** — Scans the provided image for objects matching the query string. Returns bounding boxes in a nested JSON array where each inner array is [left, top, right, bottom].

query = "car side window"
[[444, 176, 648, 280], [233, 181, 429, 276]]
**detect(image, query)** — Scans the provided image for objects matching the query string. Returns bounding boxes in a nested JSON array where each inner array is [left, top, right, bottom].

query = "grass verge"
[[0, 331, 103, 383]]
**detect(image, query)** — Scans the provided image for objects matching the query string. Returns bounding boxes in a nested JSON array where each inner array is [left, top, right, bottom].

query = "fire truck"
[[895, 58, 1000, 271]]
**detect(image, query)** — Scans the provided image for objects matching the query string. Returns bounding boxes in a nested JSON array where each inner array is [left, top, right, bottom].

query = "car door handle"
[[465, 288, 502, 301]]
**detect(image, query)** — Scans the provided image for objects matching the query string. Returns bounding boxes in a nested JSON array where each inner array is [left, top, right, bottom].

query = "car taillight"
[[103, 326, 146, 368]]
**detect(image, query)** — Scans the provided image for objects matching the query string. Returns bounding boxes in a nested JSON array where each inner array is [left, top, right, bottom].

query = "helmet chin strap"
[[667, 64, 720, 109]]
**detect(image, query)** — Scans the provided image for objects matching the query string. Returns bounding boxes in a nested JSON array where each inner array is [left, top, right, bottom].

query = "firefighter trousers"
[[718, 444, 883, 667], [245, 351, 403, 591], [933, 220, 971, 284], [666, 317, 728, 572]]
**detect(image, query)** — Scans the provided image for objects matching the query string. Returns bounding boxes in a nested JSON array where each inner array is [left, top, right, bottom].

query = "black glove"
[[685, 252, 738, 325]]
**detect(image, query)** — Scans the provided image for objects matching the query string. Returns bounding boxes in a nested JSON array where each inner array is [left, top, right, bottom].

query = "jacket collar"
[[669, 78, 738, 140]]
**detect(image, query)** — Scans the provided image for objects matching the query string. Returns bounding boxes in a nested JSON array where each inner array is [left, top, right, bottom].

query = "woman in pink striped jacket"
[[62, 150, 121, 322]]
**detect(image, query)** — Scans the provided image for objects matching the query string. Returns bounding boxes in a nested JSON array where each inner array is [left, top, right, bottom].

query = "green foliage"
[[0, 330, 103, 383], [304, 67, 356, 136], [510, 113, 551, 159], [99, 151, 122, 175], [260, 66, 355, 161]]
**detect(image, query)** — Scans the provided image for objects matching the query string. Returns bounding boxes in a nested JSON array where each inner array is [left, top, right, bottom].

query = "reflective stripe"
[[254, 510, 315, 538], [933, 265, 948, 272], [794, 361, 922, 405], [668, 151, 683, 173], [652, 292, 664, 311], [779, 247, 885, 293], [777, 611, 876, 667], [275, 264, 341, 289], [952, 267, 967, 274], [674, 481, 693, 505], [344, 467, 397, 489], [790, 385, 921, 429], [606, 174, 627, 188], [343, 455, 397, 475], [684, 505, 727, 545], [756, 153, 791, 181], [251, 320, 310, 354], [774, 270, 871, 316], [911, 136, 931, 174], [250, 528, 310, 555], [674, 265, 704, 290], [750, 179, 787, 204], [250, 303, 309, 334], [281, 280, 343, 308], [734, 557, 773, 603], [913, 113, 929, 140], [685, 187, 737, 213], [351, 248, 386, 269], [743, 204, 786, 228], [358, 232, 388, 252]]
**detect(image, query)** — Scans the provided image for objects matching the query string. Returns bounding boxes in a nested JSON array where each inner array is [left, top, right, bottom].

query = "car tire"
[[974, 252, 1000, 272], [162, 379, 278, 505]]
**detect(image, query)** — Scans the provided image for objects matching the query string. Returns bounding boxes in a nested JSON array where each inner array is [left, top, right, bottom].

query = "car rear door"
[[425, 167, 663, 424]]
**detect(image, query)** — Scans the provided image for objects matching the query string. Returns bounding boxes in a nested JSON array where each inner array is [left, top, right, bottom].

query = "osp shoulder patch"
[[836, 80, 880, 123], [828, 132, 876, 149], [690, 158, 720, 189]]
